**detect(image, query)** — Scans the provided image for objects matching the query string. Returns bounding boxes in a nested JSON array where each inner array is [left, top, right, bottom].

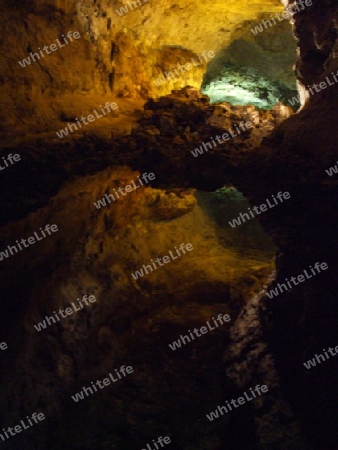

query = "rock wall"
[[1, 0, 338, 448], [0, 0, 289, 132], [227, 1, 338, 447], [0, 165, 275, 450]]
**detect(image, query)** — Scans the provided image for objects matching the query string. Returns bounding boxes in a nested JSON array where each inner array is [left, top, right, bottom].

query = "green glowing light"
[[201, 63, 298, 110]]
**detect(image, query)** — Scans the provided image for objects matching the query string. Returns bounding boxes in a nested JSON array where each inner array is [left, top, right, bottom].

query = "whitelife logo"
[[206, 385, 269, 421], [0, 153, 21, 171], [303, 345, 338, 369], [266, 262, 328, 299], [228, 191, 291, 228], [56, 102, 119, 139], [33, 295, 96, 332], [71, 366, 134, 402], [325, 160, 338, 176], [131, 243, 193, 280], [115, 0, 148, 16], [250, 0, 313, 35], [288, 69, 338, 107], [0, 342, 8, 351], [141, 436, 171, 450], [191, 121, 253, 158], [168, 314, 231, 350], [0, 412, 45, 444], [154, 50, 215, 87], [93, 172, 155, 209], [0, 224, 58, 261], [18, 31, 81, 68]]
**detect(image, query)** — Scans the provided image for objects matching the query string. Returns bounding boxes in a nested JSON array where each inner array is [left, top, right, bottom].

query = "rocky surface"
[[1, 0, 338, 449], [0, 166, 275, 450], [0, 74, 335, 448], [0, 87, 292, 227], [0, 0, 294, 134]]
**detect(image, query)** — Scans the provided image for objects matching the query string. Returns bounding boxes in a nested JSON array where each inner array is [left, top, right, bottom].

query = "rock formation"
[[0, 0, 338, 449]]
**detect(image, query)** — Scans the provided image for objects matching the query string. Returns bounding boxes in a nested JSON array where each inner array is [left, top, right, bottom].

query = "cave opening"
[[200, 17, 300, 109]]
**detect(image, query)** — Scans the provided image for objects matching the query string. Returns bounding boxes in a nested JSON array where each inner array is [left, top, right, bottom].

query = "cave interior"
[[0, 0, 338, 449]]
